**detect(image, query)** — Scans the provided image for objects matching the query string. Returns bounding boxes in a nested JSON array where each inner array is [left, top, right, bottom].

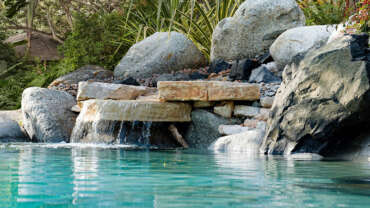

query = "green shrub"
[[298, 0, 357, 25], [59, 12, 135, 71]]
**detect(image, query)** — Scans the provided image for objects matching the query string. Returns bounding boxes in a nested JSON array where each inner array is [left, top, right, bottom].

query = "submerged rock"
[[22, 87, 77, 143], [261, 34, 370, 155], [270, 25, 336, 68], [0, 110, 28, 142], [184, 110, 241, 149], [209, 129, 265, 154], [114, 32, 207, 80], [211, 0, 305, 61]]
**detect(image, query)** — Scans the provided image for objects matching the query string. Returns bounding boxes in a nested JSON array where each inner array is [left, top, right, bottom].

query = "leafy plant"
[[298, 0, 353, 25]]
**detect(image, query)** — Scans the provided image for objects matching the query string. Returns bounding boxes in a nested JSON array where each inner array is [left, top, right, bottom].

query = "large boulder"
[[0, 110, 28, 142], [184, 110, 241, 148], [270, 25, 336, 68], [211, 0, 305, 61], [114, 32, 207, 80], [260, 34, 370, 155], [22, 87, 77, 143]]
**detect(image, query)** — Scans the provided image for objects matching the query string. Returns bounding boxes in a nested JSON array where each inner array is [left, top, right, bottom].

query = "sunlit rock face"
[[114, 32, 207, 80], [211, 0, 305, 61], [158, 81, 260, 101], [270, 25, 336, 68], [22, 87, 77, 143], [261, 34, 370, 156]]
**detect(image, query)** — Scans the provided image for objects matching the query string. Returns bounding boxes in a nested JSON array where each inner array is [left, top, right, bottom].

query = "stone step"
[[79, 100, 192, 122], [158, 81, 260, 101], [77, 81, 156, 102]]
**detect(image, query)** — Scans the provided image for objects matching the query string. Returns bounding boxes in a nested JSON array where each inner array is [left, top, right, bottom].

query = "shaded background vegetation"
[[0, 0, 368, 110]]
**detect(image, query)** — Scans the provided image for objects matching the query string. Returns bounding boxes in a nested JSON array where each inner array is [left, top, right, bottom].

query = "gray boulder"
[[270, 25, 336, 68], [260, 34, 370, 156], [249, 66, 282, 83], [114, 32, 207, 80], [211, 0, 305, 61], [184, 110, 241, 149], [22, 87, 77, 143], [49, 65, 113, 87], [0, 110, 28, 142]]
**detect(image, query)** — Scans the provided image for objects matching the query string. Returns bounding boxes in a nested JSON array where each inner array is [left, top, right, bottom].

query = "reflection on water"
[[0, 143, 369, 208]]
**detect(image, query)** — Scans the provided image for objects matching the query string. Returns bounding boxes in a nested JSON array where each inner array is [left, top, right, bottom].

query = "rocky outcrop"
[[0, 110, 28, 142], [261, 34, 370, 155], [209, 129, 265, 154], [158, 81, 260, 101], [114, 32, 207, 80], [211, 0, 305, 61], [184, 110, 241, 149], [270, 25, 336, 68], [22, 87, 77, 143], [76, 82, 156, 102]]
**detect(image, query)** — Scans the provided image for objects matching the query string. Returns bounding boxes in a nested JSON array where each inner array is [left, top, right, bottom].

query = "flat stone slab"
[[79, 100, 192, 122], [77, 81, 156, 101], [158, 81, 260, 101]]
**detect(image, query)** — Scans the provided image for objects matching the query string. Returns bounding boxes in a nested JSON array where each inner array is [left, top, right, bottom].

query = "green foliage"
[[59, 11, 136, 71], [298, 0, 351, 25]]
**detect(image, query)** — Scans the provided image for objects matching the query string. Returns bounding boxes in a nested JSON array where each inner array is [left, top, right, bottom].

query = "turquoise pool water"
[[0, 143, 369, 208]]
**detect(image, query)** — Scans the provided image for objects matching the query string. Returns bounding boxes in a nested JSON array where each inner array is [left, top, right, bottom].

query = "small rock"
[[209, 129, 265, 154], [243, 119, 267, 130], [214, 101, 234, 118], [71, 105, 81, 113], [218, 125, 250, 135], [289, 153, 324, 161], [260, 96, 274, 108], [249, 66, 282, 83], [229, 59, 260, 80], [234, 105, 270, 121], [184, 110, 242, 149], [208, 59, 231, 74]]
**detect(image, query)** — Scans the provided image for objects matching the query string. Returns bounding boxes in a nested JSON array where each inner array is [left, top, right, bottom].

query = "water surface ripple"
[[0, 143, 369, 208]]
